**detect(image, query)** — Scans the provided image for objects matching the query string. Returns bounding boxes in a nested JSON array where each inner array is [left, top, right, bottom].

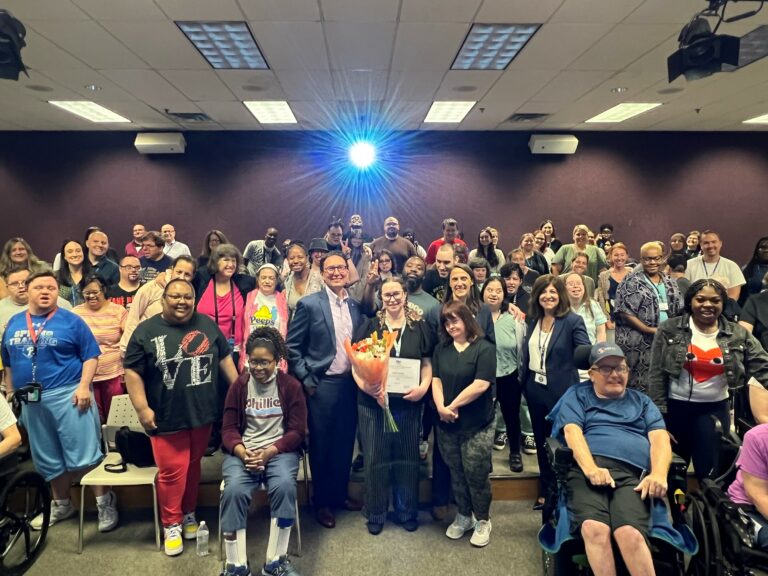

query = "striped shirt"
[[73, 301, 127, 381]]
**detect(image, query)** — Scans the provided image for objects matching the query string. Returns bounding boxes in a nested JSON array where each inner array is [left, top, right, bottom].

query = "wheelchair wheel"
[[0, 469, 50, 576], [687, 493, 722, 576]]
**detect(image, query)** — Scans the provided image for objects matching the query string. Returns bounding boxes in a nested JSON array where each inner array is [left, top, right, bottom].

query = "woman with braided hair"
[[220, 327, 308, 576]]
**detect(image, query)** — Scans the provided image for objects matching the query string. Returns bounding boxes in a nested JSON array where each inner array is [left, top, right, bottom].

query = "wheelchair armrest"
[[544, 436, 574, 484]]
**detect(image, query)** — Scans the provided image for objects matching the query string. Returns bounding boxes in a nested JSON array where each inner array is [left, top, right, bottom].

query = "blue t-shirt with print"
[[1, 308, 100, 390], [549, 382, 666, 471]]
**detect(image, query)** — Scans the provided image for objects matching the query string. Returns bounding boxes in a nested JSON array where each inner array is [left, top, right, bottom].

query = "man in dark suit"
[[287, 251, 364, 528]]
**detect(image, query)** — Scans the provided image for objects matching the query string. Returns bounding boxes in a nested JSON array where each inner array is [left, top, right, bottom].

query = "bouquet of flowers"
[[344, 330, 399, 432]]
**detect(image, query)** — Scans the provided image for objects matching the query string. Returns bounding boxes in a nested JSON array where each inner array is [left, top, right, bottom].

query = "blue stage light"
[[348, 141, 376, 169]]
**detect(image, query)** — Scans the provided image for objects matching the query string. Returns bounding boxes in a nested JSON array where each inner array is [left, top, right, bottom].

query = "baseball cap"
[[589, 343, 626, 364], [350, 214, 363, 226]]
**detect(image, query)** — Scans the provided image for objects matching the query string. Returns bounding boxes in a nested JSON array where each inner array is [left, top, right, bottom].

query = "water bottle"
[[196, 521, 209, 556]]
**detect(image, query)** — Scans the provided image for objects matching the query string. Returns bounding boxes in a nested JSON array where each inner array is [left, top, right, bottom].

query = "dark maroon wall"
[[0, 130, 766, 264]]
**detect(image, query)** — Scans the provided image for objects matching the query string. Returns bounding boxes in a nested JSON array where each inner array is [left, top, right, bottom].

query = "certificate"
[[387, 357, 421, 395]]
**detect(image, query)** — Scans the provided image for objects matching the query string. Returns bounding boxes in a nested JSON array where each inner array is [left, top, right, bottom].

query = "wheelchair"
[[685, 412, 768, 576], [0, 385, 51, 576], [540, 437, 693, 576]]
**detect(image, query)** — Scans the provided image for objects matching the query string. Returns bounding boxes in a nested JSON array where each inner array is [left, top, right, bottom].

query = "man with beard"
[[422, 244, 455, 302], [370, 216, 417, 272], [403, 256, 438, 318], [107, 255, 141, 310], [244, 227, 283, 277], [685, 230, 746, 301]]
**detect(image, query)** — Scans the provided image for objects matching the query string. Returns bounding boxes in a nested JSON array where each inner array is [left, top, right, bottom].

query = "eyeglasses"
[[6, 281, 26, 289], [165, 294, 194, 302], [592, 365, 629, 376], [248, 359, 275, 368], [642, 256, 663, 263], [382, 292, 403, 302], [120, 265, 141, 271], [324, 265, 347, 274], [83, 291, 102, 298]]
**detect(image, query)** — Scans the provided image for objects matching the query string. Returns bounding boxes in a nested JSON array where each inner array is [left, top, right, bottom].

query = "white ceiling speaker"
[[528, 134, 579, 155], [134, 132, 186, 154]]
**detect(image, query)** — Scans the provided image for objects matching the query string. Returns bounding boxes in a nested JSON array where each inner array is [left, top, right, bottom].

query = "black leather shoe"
[[509, 453, 524, 473], [533, 498, 545, 511], [316, 507, 336, 528], [367, 522, 383, 535]]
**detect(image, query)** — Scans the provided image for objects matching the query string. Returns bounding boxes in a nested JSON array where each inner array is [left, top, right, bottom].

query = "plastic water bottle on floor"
[[196, 521, 209, 556]]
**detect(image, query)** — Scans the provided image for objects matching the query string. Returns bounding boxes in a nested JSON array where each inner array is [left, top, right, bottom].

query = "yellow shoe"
[[182, 513, 198, 540], [164, 524, 184, 557]]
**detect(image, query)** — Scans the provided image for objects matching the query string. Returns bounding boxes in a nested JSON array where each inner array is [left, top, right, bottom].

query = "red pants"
[[150, 425, 212, 526], [93, 376, 125, 424]]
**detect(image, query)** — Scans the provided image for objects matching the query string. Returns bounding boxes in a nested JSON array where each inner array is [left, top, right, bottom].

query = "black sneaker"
[[522, 435, 537, 455], [509, 453, 524, 473], [367, 521, 383, 535], [493, 432, 507, 451], [352, 454, 364, 472]]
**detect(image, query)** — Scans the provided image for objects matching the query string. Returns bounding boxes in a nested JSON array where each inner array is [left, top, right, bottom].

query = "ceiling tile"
[[386, 69, 444, 100], [434, 70, 501, 100], [101, 69, 189, 105], [102, 21, 208, 70], [568, 24, 680, 71], [331, 69, 388, 100], [33, 67, 138, 100], [17, 29, 89, 71], [508, 23, 611, 70], [391, 22, 469, 71], [274, 70, 335, 100], [459, 101, 520, 129], [379, 100, 432, 128], [216, 70, 287, 99], [196, 101, 259, 124], [153, 0, 245, 20], [476, 0, 564, 23], [0, 0, 88, 20], [101, 100, 179, 126], [624, 0, 700, 24], [249, 21, 328, 69], [550, 0, 643, 24], [482, 69, 559, 103], [320, 0, 399, 22], [533, 70, 615, 103], [400, 0, 482, 22], [239, 0, 321, 21], [324, 22, 396, 69], [159, 70, 236, 101], [27, 20, 150, 69], [289, 100, 336, 129], [72, 0, 167, 20]]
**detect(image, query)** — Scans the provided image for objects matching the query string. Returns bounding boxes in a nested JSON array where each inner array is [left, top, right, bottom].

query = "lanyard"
[[213, 280, 237, 339], [702, 258, 720, 278], [25, 309, 57, 383], [537, 319, 553, 371], [644, 274, 666, 302]]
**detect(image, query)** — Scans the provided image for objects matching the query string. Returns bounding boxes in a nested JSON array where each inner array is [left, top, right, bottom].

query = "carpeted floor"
[[26, 500, 543, 576]]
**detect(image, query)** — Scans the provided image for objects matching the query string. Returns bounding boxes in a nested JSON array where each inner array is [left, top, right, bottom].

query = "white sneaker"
[[97, 491, 119, 532], [182, 512, 198, 540], [419, 441, 429, 460], [164, 524, 184, 556], [470, 519, 492, 547], [31, 500, 77, 530], [445, 513, 475, 540]]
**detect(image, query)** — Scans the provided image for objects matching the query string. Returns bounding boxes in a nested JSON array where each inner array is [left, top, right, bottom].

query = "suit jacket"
[[519, 311, 590, 399], [286, 288, 363, 390]]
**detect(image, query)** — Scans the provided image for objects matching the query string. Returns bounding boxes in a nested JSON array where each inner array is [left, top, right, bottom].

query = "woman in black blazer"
[[519, 274, 590, 512]]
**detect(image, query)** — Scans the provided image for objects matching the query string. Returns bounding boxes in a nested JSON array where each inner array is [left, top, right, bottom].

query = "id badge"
[[659, 302, 669, 312], [534, 373, 547, 386], [23, 382, 42, 403], [227, 337, 236, 350]]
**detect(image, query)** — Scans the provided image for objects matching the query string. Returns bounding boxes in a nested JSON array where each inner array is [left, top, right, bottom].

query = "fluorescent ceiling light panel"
[[452, 24, 540, 70], [48, 101, 131, 123], [743, 112, 768, 124], [243, 101, 297, 124], [177, 21, 268, 70], [424, 101, 476, 123], [585, 103, 662, 123]]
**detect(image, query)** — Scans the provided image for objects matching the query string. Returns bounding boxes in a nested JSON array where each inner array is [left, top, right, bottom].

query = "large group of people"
[[1, 215, 768, 576]]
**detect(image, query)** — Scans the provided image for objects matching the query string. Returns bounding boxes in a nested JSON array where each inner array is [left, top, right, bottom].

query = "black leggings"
[[665, 398, 730, 481], [496, 371, 521, 455]]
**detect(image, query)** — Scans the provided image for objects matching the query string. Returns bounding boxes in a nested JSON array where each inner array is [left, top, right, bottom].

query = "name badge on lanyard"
[[659, 302, 669, 312], [534, 373, 548, 386]]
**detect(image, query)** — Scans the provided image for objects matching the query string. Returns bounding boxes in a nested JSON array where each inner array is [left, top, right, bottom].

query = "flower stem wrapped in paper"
[[345, 330, 399, 432]]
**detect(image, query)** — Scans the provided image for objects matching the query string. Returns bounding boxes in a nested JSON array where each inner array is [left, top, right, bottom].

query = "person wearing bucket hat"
[[306, 238, 330, 297], [545, 342, 674, 575]]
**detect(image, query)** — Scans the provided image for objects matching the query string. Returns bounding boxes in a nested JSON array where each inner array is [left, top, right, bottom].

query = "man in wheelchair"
[[727, 423, 768, 549], [547, 343, 676, 575]]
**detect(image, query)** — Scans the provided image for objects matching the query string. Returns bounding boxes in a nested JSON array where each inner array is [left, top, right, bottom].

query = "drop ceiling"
[[1, 0, 768, 131]]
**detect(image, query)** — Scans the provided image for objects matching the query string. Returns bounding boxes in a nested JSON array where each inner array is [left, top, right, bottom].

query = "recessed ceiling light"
[[26, 85, 54, 92], [424, 101, 476, 123], [610, 87, 628, 93], [452, 24, 540, 70], [743, 113, 768, 124], [585, 102, 662, 123], [49, 101, 131, 123], [177, 21, 268, 70], [84, 84, 102, 91], [243, 101, 297, 124]]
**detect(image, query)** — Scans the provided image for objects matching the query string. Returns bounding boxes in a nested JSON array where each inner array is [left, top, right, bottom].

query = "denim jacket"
[[647, 314, 768, 413]]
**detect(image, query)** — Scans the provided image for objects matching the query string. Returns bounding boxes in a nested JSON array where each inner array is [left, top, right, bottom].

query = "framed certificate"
[[387, 357, 421, 395]]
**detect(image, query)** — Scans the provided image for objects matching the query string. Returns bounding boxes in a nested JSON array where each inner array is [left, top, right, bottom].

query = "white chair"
[[77, 394, 160, 553], [217, 454, 308, 562]]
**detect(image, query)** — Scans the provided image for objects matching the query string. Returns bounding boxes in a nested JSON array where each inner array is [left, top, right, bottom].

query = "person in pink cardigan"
[[241, 263, 289, 372]]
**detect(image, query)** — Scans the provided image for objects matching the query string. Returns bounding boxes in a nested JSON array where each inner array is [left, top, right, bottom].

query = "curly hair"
[[245, 326, 289, 362]]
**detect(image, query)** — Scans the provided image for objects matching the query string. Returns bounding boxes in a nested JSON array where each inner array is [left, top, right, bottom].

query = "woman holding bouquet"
[[352, 277, 433, 535], [432, 301, 497, 548]]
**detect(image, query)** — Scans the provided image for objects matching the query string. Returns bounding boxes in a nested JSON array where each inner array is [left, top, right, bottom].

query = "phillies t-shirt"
[[669, 319, 728, 403], [124, 313, 231, 433], [242, 373, 284, 451]]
